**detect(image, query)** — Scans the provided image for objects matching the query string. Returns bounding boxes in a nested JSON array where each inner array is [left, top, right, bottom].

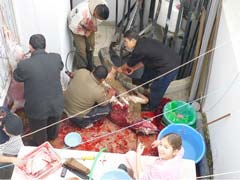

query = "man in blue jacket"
[[14, 34, 64, 146]]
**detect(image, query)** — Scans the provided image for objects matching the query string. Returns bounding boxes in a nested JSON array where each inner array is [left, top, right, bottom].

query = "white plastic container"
[[154, 0, 181, 32]]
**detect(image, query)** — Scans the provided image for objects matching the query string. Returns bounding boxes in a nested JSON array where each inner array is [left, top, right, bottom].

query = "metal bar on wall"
[[189, 0, 221, 101]]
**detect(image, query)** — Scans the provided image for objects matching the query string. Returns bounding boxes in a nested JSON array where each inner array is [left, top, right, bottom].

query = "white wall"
[[12, 0, 71, 54], [12, 0, 72, 89], [202, 0, 240, 178]]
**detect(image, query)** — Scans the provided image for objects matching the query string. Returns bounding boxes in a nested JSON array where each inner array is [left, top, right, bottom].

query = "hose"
[[89, 147, 108, 180]]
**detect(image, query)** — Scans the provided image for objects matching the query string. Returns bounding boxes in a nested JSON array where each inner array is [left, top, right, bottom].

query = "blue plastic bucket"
[[64, 132, 82, 148], [100, 169, 131, 180], [158, 124, 205, 163]]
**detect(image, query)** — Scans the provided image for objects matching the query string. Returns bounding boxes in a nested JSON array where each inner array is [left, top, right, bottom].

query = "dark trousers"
[[0, 154, 16, 179], [28, 116, 60, 146], [72, 33, 95, 71], [141, 69, 178, 110], [0, 163, 14, 179], [70, 104, 111, 128]]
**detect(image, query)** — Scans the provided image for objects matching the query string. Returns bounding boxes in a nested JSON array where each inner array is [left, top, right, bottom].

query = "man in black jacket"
[[14, 34, 64, 146], [118, 30, 181, 111]]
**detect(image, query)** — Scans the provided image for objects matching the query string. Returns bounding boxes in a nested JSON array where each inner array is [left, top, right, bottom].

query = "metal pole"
[[163, 0, 174, 44], [189, 1, 220, 101], [115, 0, 118, 32], [173, 0, 184, 42], [126, 0, 139, 31]]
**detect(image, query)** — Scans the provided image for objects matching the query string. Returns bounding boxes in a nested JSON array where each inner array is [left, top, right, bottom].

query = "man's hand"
[[117, 64, 134, 75], [65, 71, 74, 79], [116, 66, 123, 73], [107, 88, 117, 98], [124, 67, 134, 75], [85, 30, 92, 37], [106, 67, 117, 80]]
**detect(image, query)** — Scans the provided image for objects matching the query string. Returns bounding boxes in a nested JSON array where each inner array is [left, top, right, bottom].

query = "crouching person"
[[0, 112, 23, 179], [64, 65, 116, 128]]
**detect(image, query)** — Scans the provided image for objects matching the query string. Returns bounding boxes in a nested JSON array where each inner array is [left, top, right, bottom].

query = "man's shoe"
[[118, 163, 134, 178], [118, 164, 128, 173], [141, 104, 154, 112], [84, 123, 93, 129]]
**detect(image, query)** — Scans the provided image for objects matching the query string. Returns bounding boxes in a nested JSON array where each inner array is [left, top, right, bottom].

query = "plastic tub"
[[100, 169, 131, 180], [162, 100, 197, 128], [158, 124, 206, 163], [64, 132, 82, 147]]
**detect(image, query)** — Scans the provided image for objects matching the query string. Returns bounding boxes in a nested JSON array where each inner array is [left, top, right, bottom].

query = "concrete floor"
[[94, 23, 116, 57]]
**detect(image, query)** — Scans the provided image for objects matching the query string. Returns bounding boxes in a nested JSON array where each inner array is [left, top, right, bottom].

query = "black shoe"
[[118, 164, 128, 173], [141, 104, 154, 112]]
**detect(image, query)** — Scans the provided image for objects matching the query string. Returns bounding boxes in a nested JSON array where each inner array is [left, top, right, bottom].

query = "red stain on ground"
[[55, 118, 158, 155], [18, 98, 171, 156], [54, 98, 171, 155]]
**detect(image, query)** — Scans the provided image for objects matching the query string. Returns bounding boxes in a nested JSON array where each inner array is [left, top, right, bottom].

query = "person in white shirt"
[[0, 112, 23, 179], [68, 0, 109, 71]]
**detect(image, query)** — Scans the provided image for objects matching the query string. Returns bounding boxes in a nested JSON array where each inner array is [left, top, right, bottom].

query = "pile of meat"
[[109, 97, 158, 135]]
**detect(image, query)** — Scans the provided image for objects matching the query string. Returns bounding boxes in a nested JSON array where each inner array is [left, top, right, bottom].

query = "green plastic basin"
[[162, 100, 197, 128]]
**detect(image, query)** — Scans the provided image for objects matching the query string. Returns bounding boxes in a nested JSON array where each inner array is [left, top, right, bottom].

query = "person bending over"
[[64, 65, 115, 128], [118, 30, 181, 111]]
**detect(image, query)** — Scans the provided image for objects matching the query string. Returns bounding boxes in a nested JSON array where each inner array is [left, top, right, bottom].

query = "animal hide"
[[109, 97, 158, 135], [3, 26, 25, 112]]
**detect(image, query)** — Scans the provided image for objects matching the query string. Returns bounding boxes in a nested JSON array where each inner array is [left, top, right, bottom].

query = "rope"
[[20, 39, 233, 140], [197, 170, 240, 179], [1, 38, 237, 148], [48, 72, 240, 150], [1, 72, 238, 174], [1, 77, 240, 175], [0, 39, 239, 178]]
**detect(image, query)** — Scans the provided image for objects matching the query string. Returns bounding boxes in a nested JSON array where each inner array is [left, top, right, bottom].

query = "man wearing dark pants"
[[28, 116, 60, 145], [118, 30, 180, 111], [64, 65, 115, 128], [141, 68, 178, 110], [14, 34, 64, 146], [70, 103, 112, 128], [68, 0, 109, 71]]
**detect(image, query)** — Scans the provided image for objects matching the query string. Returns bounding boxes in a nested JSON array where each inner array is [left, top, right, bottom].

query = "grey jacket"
[[14, 49, 64, 119]]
